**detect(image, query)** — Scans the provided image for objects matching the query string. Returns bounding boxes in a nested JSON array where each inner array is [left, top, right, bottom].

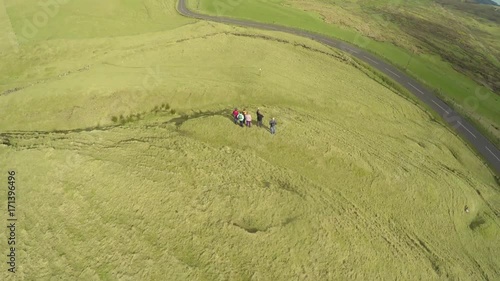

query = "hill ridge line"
[[176, 0, 500, 175]]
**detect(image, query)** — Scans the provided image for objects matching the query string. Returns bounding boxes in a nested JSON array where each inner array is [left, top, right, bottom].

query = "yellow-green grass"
[[1, 13, 499, 279], [4, 0, 193, 41], [0, 0, 195, 92], [0, 0, 17, 53], [187, 0, 500, 145]]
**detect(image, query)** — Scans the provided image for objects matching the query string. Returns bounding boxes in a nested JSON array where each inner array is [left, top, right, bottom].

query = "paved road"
[[177, 0, 500, 175]]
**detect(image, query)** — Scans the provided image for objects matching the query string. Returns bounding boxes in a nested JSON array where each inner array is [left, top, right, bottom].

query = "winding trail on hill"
[[176, 0, 500, 175]]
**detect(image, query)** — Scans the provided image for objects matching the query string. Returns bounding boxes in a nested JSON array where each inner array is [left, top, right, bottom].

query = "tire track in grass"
[[175, 106, 448, 271], [261, 129, 438, 273], [6, 123, 485, 279], [3, 107, 493, 278], [266, 108, 483, 277], [277, 174, 410, 266]]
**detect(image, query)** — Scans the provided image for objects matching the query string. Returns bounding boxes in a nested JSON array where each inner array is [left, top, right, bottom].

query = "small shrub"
[[165, 103, 170, 110], [170, 109, 176, 114], [111, 116, 118, 122], [119, 114, 124, 120]]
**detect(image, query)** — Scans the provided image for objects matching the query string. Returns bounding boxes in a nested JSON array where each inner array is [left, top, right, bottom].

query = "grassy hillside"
[[1, 0, 499, 280], [3, 0, 193, 41], [188, 0, 500, 146]]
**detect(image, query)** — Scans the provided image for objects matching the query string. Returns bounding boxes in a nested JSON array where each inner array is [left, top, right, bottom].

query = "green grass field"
[[1, 0, 499, 279], [187, 0, 500, 146]]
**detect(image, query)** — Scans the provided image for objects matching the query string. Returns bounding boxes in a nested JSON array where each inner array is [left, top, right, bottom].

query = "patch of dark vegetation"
[[174, 32, 224, 43], [430, 259, 442, 276], [230, 32, 348, 63], [441, 164, 458, 175], [429, 117, 440, 124], [116, 138, 148, 145], [416, 238, 442, 276], [448, 149, 461, 163], [1, 87, 24, 96], [0, 136, 12, 146], [152, 103, 174, 114], [231, 215, 300, 234], [0, 125, 116, 140], [383, 9, 500, 94], [281, 215, 301, 227], [276, 179, 305, 198], [469, 214, 487, 230], [494, 175, 500, 190], [166, 109, 230, 128], [232, 222, 268, 234], [111, 102, 175, 124], [58, 65, 91, 78], [437, 0, 499, 22]]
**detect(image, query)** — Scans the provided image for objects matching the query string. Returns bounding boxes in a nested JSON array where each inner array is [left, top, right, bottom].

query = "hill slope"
[[0, 1, 499, 280]]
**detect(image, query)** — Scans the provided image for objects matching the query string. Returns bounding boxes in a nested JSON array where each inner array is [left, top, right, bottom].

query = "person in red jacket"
[[232, 108, 239, 124]]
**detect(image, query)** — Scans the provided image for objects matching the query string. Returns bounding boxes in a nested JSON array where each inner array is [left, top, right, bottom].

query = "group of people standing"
[[232, 108, 277, 134]]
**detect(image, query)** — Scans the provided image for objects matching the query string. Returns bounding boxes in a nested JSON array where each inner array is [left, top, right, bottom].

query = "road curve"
[[177, 0, 500, 175]]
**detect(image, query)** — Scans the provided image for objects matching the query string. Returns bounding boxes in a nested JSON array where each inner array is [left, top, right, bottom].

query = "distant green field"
[[187, 0, 500, 146], [4, 0, 193, 40], [0, 0, 499, 279]]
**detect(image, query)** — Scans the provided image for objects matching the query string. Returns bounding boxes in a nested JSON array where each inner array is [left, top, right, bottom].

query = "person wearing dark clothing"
[[256, 108, 264, 127], [269, 118, 277, 134]]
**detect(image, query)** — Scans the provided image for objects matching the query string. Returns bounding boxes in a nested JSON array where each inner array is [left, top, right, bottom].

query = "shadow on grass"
[[231, 215, 301, 234], [165, 109, 271, 131], [165, 109, 231, 128], [0, 108, 272, 147], [469, 214, 486, 231]]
